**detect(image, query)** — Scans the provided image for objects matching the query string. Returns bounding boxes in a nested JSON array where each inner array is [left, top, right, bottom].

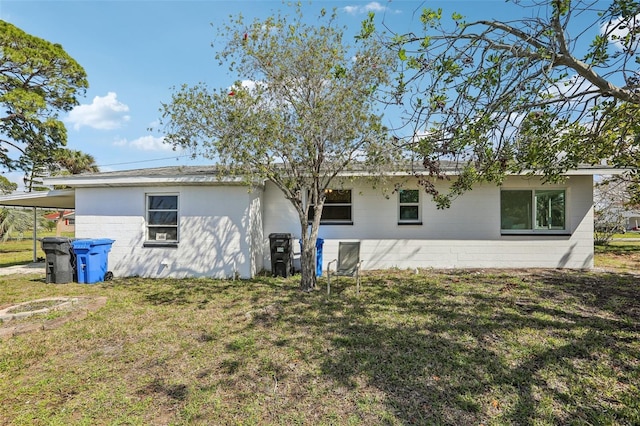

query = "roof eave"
[[0, 189, 76, 209], [43, 176, 264, 188]]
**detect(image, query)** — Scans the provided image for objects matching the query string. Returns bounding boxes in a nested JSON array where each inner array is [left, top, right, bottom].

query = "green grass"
[[0, 231, 74, 267], [1, 269, 639, 425], [594, 241, 640, 273], [612, 232, 640, 239]]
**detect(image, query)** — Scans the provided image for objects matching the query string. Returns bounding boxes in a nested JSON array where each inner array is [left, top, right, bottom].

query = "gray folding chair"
[[326, 242, 362, 295]]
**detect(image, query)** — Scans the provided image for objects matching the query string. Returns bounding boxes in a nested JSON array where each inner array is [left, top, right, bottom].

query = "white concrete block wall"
[[262, 175, 595, 271], [75, 185, 263, 279], [247, 189, 264, 276], [72, 174, 594, 279]]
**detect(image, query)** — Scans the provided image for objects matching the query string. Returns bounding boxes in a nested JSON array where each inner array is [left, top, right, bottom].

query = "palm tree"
[[54, 149, 99, 174], [0, 207, 33, 242], [21, 148, 99, 192]]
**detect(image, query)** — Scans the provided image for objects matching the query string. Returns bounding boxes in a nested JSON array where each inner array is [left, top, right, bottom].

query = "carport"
[[0, 189, 75, 262]]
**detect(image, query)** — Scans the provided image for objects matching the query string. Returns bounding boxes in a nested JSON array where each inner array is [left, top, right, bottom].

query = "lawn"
[[1, 265, 639, 425], [0, 232, 74, 268], [594, 242, 640, 274]]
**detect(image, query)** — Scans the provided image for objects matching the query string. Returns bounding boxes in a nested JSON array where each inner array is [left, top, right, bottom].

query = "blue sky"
[[0, 0, 555, 188]]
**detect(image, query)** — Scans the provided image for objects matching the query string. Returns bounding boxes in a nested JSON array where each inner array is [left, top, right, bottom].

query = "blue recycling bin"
[[299, 238, 324, 276], [71, 238, 115, 284]]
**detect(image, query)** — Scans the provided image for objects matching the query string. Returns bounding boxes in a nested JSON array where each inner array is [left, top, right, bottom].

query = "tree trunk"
[[299, 241, 317, 291], [294, 190, 323, 292]]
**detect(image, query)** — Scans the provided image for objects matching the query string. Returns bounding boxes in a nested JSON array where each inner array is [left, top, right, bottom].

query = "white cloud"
[[67, 92, 130, 130], [365, 2, 387, 12], [228, 80, 264, 92], [601, 14, 640, 51], [343, 2, 397, 15], [131, 136, 170, 151], [114, 135, 178, 152]]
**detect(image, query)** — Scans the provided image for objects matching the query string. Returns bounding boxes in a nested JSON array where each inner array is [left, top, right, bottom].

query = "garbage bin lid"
[[41, 236, 72, 243], [71, 238, 115, 249], [89, 238, 115, 245], [269, 233, 292, 239]]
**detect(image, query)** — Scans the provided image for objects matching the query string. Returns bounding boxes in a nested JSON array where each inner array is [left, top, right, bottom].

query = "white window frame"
[[398, 189, 421, 225], [145, 193, 179, 244], [500, 188, 568, 234]]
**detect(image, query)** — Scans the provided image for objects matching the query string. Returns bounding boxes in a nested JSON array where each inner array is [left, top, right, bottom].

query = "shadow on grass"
[[595, 244, 640, 254], [283, 271, 640, 425], [118, 270, 639, 425], [119, 275, 297, 306]]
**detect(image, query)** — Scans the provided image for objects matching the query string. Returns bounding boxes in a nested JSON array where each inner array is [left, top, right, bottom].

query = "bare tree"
[[369, 0, 639, 206]]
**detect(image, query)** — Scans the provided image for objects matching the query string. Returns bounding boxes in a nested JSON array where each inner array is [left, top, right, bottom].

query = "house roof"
[[43, 165, 256, 188], [44, 210, 75, 220], [42, 163, 629, 188], [0, 163, 627, 210], [0, 189, 75, 209]]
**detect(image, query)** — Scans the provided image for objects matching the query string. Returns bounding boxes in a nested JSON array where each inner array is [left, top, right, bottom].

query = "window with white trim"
[[501, 189, 566, 233], [146, 194, 179, 242], [398, 189, 421, 224], [308, 189, 352, 224]]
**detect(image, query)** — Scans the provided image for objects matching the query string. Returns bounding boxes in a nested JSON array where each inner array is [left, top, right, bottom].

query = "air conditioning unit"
[[156, 233, 167, 241]]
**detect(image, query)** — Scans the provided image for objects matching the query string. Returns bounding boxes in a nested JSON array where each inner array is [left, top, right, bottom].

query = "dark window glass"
[[400, 206, 419, 221], [501, 190, 532, 230], [308, 189, 352, 223], [148, 211, 178, 226], [325, 190, 351, 204], [399, 189, 419, 204], [321, 205, 352, 221], [148, 195, 178, 210]]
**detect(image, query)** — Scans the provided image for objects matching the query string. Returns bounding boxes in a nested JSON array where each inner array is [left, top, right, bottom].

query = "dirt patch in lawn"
[[0, 296, 107, 339]]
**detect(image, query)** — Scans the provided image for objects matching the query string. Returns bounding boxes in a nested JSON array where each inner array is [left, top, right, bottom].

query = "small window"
[[308, 189, 352, 224], [398, 189, 421, 224], [501, 189, 566, 233], [147, 194, 178, 242]]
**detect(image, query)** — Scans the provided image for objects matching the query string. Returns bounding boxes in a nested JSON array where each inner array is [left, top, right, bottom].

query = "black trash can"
[[41, 237, 75, 284], [269, 233, 293, 277]]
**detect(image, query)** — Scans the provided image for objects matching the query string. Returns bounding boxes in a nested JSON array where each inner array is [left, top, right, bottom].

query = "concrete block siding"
[[263, 175, 594, 271], [75, 185, 263, 279], [73, 173, 595, 279]]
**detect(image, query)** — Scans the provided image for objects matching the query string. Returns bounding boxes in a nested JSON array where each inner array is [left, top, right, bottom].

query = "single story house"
[[623, 210, 640, 231], [44, 210, 75, 234], [12, 164, 616, 279]]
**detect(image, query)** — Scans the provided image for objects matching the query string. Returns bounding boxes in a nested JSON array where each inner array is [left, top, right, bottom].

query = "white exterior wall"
[[75, 185, 263, 279], [262, 175, 594, 271], [247, 189, 264, 276]]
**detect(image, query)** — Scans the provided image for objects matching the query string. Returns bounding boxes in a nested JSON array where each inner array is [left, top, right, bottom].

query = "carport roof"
[[0, 189, 75, 209]]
